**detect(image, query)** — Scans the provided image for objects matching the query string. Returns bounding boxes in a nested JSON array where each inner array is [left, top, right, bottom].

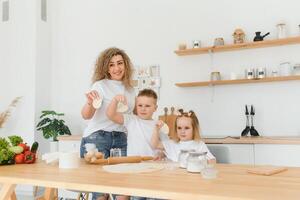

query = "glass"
[[202, 164, 218, 179], [110, 148, 121, 157], [186, 152, 207, 173]]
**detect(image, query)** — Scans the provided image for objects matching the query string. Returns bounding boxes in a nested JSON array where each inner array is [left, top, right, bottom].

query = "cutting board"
[[158, 107, 177, 139], [247, 166, 288, 176]]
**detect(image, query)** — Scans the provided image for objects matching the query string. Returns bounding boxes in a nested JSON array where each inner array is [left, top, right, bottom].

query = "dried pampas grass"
[[0, 97, 22, 128]]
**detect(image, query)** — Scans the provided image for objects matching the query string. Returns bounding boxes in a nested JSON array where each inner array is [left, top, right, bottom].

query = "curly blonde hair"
[[173, 109, 201, 142], [92, 47, 133, 88]]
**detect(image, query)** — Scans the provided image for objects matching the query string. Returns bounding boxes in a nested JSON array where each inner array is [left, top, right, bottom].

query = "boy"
[[106, 89, 159, 157]]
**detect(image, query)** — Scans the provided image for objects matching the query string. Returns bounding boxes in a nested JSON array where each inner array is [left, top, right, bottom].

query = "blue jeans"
[[80, 130, 127, 200]]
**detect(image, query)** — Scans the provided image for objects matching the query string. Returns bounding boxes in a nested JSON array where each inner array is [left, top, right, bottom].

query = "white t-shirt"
[[83, 79, 135, 137], [160, 133, 215, 162], [123, 114, 157, 157]]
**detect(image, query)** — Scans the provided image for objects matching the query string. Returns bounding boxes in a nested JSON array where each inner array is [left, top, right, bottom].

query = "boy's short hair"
[[137, 89, 158, 103]]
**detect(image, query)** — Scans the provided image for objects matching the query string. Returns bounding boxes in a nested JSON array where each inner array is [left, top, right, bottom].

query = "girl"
[[151, 109, 215, 163], [80, 47, 135, 200]]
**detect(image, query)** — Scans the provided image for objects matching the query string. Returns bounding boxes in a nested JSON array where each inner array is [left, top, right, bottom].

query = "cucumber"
[[9, 146, 24, 154], [30, 142, 39, 153]]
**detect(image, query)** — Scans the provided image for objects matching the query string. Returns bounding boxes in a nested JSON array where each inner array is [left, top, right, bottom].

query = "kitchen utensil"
[[89, 156, 154, 165], [241, 105, 250, 136], [249, 105, 259, 136], [276, 23, 287, 39], [247, 166, 287, 176], [253, 32, 270, 41]]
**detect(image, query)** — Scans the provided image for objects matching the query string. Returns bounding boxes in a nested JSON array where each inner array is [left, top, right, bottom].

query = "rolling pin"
[[90, 156, 154, 165]]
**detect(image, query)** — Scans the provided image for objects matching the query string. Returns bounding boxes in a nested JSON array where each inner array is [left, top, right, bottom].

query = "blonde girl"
[[151, 109, 215, 163]]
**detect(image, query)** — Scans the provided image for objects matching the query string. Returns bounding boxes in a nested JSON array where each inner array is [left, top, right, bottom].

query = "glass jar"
[[186, 152, 207, 173], [178, 149, 190, 168], [276, 23, 287, 39]]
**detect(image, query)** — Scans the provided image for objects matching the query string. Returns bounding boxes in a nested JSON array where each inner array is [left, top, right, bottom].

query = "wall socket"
[[2, 1, 9, 22]]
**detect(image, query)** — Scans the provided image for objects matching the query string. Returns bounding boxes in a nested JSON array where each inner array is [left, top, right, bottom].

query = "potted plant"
[[36, 110, 71, 152]]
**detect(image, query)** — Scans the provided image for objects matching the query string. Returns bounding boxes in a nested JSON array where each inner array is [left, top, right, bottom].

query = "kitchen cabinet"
[[206, 137, 300, 166], [207, 144, 254, 164], [254, 144, 300, 167]]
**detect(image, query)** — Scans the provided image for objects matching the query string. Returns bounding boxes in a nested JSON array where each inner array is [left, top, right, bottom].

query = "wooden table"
[[1, 161, 300, 200]]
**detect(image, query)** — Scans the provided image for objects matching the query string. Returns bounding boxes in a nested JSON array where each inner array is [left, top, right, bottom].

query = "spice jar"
[[186, 152, 207, 173], [178, 149, 190, 168]]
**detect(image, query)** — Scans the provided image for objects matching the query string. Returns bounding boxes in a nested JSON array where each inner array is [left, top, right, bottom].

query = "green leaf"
[[36, 110, 71, 141], [36, 117, 51, 128]]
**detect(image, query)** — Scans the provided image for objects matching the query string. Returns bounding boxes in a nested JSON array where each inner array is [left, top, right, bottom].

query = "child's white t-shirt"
[[160, 133, 215, 162], [83, 79, 135, 137], [123, 114, 157, 157]]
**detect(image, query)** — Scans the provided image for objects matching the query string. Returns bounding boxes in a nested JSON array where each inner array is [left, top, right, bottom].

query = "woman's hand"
[[113, 95, 127, 105], [85, 90, 100, 105]]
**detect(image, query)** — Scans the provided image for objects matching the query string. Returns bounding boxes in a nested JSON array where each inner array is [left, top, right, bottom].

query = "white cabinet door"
[[254, 144, 300, 167], [207, 144, 254, 164]]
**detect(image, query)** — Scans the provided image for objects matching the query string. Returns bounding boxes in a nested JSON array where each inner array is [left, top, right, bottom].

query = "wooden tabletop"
[[58, 135, 300, 144], [1, 161, 300, 200]]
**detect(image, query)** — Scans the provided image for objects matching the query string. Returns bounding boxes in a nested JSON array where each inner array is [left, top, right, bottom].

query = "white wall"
[[35, 0, 52, 153], [0, 0, 37, 145], [50, 0, 300, 137]]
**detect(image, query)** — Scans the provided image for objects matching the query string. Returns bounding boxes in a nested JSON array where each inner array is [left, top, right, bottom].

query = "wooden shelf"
[[175, 75, 300, 87], [174, 36, 300, 56]]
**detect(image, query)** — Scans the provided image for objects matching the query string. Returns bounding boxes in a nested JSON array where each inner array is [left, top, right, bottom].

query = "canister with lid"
[[186, 152, 207, 173]]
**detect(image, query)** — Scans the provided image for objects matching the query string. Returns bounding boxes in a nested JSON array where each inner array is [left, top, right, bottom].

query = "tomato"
[[15, 153, 25, 164], [18, 143, 30, 153]]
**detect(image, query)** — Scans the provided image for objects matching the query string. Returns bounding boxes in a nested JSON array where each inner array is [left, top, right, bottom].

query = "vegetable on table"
[[8, 135, 23, 146], [24, 151, 36, 164], [18, 143, 30, 153], [15, 153, 24, 164], [9, 146, 24, 154], [30, 142, 39, 153], [0, 149, 15, 164]]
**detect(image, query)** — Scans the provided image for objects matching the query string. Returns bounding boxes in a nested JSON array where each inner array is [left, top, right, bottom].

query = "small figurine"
[[232, 28, 246, 44]]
